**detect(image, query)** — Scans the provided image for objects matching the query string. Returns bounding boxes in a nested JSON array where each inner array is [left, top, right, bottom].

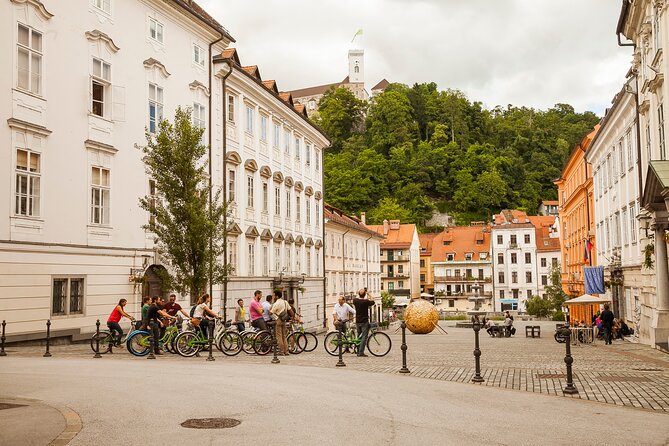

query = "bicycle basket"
[[190, 318, 201, 327]]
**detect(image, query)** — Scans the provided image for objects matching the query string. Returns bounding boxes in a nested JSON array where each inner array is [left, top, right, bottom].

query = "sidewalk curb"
[[49, 402, 82, 446]]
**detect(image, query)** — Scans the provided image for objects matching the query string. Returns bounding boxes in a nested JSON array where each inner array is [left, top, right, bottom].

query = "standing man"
[[332, 296, 355, 333], [163, 294, 190, 319], [270, 290, 290, 355], [262, 295, 273, 325], [352, 289, 375, 357], [233, 299, 247, 333], [600, 303, 615, 345], [249, 290, 267, 331]]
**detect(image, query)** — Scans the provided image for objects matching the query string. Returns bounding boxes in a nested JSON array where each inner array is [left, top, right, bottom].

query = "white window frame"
[[284, 131, 291, 155], [245, 105, 254, 133], [262, 182, 268, 213], [15, 148, 41, 217], [227, 95, 235, 123], [90, 166, 110, 225], [274, 186, 281, 216], [274, 246, 281, 273], [262, 245, 269, 276], [91, 58, 112, 118], [193, 43, 205, 67], [295, 137, 301, 160], [149, 17, 164, 44], [296, 195, 301, 222], [246, 175, 254, 209], [273, 123, 280, 147], [51, 277, 85, 316], [260, 115, 268, 141], [17, 23, 43, 95], [286, 190, 292, 218], [227, 239, 238, 276], [148, 83, 163, 134], [92, 0, 111, 14], [228, 169, 236, 202], [306, 199, 311, 224], [306, 144, 311, 166], [193, 102, 206, 134], [315, 149, 320, 171], [248, 242, 255, 276]]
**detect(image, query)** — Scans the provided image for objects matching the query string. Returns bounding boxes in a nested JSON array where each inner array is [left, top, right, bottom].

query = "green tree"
[[545, 262, 568, 310], [366, 89, 418, 154], [368, 197, 412, 225], [525, 295, 553, 318], [313, 86, 366, 153], [381, 291, 395, 309], [139, 107, 228, 303]]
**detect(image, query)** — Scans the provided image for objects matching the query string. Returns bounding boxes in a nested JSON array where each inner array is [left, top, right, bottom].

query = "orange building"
[[418, 233, 439, 295], [554, 126, 599, 297]]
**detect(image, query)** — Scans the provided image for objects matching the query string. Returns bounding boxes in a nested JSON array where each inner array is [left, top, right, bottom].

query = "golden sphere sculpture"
[[403, 299, 439, 334]]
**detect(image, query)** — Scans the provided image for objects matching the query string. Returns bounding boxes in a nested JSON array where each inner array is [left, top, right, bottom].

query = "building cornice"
[[143, 58, 170, 77], [7, 118, 52, 136], [10, 0, 53, 20], [85, 139, 118, 155], [188, 80, 209, 97], [85, 30, 120, 53]]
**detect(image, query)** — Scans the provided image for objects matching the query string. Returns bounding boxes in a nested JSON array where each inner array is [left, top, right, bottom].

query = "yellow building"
[[418, 233, 438, 295]]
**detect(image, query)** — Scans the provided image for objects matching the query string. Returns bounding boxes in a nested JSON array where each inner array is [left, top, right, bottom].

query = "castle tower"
[[348, 48, 364, 84]]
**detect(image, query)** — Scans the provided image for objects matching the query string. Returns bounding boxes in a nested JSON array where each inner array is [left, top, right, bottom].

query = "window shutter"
[[88, 75, 93, 113], [113, 85, 126, 122]]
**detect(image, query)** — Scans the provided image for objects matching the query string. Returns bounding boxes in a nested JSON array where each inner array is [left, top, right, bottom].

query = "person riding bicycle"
[[287, 298, 302, 325], [192, 293, 222, 339], [249, 290, 267, 331], [146, 297, 177, 354], [163, 293, 190, 321], [107, 299, 135, 347], [233, 298, 247, 333], [352, 289, 375, 357], [332, 295, 355, 333]]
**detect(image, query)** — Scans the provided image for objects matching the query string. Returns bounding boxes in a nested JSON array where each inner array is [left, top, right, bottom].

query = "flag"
[[351, 29, 363, 43], [584, 239, 592, 262]]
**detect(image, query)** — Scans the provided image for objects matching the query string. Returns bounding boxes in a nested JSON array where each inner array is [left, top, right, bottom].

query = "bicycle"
[[125, 321, 180, 357], [286, 323, 318, 353], [324, 323, 391, 357], [175, 319, 242, 357], [90, 322, 137, 354]]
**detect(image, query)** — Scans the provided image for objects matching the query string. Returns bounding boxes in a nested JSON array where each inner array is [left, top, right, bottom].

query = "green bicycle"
[[286, 323, 319, 353], [175, 323, 243, 357], [126, 323, 180, 357], [324, 323, 391, 357], [90, 328, 134, 354]]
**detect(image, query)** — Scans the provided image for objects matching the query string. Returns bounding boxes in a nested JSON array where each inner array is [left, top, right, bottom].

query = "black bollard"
[[271, 322, 280, 364], [0, 320, 7, 357], [147, 321, 156, 359], [94, 319, 102, 359], [43, 319, 52, 357], [559, 324, 578, 394], [471, 320, 484, 383], [336, 325, 346, 367], [206, 322, 215, 361], [399, 321, 410, 374]]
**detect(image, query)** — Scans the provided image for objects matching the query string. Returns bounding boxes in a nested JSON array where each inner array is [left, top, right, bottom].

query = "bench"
[[525, 325, 541, 338]]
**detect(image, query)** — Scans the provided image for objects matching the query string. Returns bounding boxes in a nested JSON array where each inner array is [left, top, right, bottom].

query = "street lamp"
[[637, 209, 652, 239], [214, 56, 233, 321]]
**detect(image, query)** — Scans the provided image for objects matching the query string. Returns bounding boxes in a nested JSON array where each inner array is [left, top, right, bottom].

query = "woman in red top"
[[107, 299, 135, 346]]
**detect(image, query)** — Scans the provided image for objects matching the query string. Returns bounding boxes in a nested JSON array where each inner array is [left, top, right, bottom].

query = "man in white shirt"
[[332, 296, 355, 332]]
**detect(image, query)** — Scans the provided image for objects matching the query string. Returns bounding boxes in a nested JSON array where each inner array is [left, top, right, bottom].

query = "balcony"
[[382, 272, 409, 279], [509, 243, 518, 249], [383, 255, 408, 262], [434, 275, 492, 283]]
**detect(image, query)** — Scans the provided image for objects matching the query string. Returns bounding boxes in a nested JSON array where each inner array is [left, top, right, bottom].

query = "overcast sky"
[[199, 0, 631, 116]]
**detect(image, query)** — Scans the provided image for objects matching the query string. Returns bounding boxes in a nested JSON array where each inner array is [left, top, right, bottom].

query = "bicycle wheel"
[[126, 331, 151, 357], [367, 331, 391, 357], [287, 332, 302, 354], [324, 331, 343, 356], [241, 331, 258, 354], [90, 331, 112, 354], [297, 332, 318, 352], [218, 331, 243, 356], [254, 331, 273, 355], [175, 331, 201, 357]]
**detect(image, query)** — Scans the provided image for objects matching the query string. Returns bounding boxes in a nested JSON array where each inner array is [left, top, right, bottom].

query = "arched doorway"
[[142, 265, 168, 300]]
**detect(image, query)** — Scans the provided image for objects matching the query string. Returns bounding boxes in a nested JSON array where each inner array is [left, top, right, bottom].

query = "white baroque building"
[[585, 82, 643, 331], [0, 0, 328, 340]]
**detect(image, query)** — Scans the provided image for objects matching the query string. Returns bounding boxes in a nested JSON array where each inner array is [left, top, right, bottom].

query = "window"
[[92, 0, 111, 14], [398, 265, 404, 274], [262, 182, 268, 213], [552, 258, 558, 267], [286, 190, 291, 218], [527, 290, 532, 299], [306, 199, 311, 224], [448, 299, 455, 308], [227, 96, 235, 122], [193, 44, 205, 67], [622, 208, 628, 246], [286, 247, 292, 272], [497, 253, 504, 264], [273, 123, 280, 147], [627, 131, 633, 171], [228, 169, 236, 202], [497, 235, 503, 244], [52, 277, 84, 316], [512, 271, 518, 283], [227, 239, 237, 275], [247, 243, 255, 276], [646, 123, 652, 162], [420, 259, 425, 268], [511, 253, 517, 264], [510, 235, 517, 245], [260, 116, 268, 141], [148, 83, 163, 134], [15, 149, 40, 217], [246, 175, 254, 208], [619, 139, 625, 173], [499, 290, 504, 299], [464, 253, 472, 261], [478, 269, 484, 279], [524, 234, 530, 244], [245, 106, 253, 133], [274, 186, 280, 216], [274, 246, 281, 273], [149, 18, 164, 43], [659, 104, 666, 160], [446, 254, 454, 261], [498, 272, 505, 284], [17, 24, 42, 95], [295, 138, 301, 160], [262, 245, 269, 276], [296, 196, 301, 221], [91, 58, 111, 117], [316, 203, 320, 227], [541, 275, 548, 286], [193, 102, 205, 135], [315, 149, 320, 171], [525, 253, 531, 264], [398, 281, 404, 289], [148, 179, 157, 228], [284, 131, 291, 155], [541, 258, 547, 268], [90, 166, 110, 225], [306, 251, 312, 276], [306, 144, 312, 165], [526, 271, 532, 283], [630, 202, 637, 244]]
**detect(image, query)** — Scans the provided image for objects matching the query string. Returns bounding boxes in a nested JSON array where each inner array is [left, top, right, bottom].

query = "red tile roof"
[[172, 0, 235, 42], [372, 79, 390, 91], [528, 216, 561, 252], [542, 200, 559, 206], [431, 225, 491, 262], [288, 79, 348, 99], [324, 203, 383, 238], [493, 209, 534, 228], [367, 223, 417, 249], [418, 233, 439, 255]]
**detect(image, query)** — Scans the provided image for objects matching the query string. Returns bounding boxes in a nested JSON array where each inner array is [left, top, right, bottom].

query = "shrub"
[[552, 310, 565, 321]]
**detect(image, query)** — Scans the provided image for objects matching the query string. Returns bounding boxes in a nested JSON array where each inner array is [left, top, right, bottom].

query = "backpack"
[[277, 301, 292, 322], [190, 305, 196, 318]]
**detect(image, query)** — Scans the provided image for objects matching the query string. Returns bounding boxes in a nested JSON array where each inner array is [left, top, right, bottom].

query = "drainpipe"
[[364, 235, 373, 288], [341, 229, 350, 299]]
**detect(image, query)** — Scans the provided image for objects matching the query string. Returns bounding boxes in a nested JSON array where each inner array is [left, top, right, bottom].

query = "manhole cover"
[[0, 403, 26, 411], [597, 376, 652, 383], [181, 418, 241, 429]]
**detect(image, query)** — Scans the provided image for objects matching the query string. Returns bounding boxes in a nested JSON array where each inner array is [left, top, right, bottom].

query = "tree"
[[545, 262, 568, 310], [525, 295, 553, 318], [381, 291, 395, 309], [139, 107, 228, 303], [313, 86, 366, 153], [368, 197, 412, 225]]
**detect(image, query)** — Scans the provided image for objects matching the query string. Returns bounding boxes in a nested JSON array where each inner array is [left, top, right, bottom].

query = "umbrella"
[[564, 294, 611, 305], [420, 292, 434, 298]]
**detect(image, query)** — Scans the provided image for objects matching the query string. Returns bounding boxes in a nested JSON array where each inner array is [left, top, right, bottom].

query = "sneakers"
[[357, 353, 369, 357]]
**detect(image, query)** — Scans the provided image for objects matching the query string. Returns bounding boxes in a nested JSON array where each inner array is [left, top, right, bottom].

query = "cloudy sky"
[[199, 0, 631, 116]]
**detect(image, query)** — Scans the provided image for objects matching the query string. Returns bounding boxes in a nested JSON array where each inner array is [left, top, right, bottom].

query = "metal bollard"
[[43, 320, 52, 357], [471, 320, 484, 383], [559, 324, 578, 394], [147, 321, 156, 359], [399, 321, 410, 374], [0, 320, 7, 357], [271, 322, 280, 364], [206, 322, 215, 361], [94, 319, 102, 358], [336, 326, 346, 367]]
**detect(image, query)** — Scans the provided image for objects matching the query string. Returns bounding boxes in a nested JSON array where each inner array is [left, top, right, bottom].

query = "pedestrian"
[[146, 297, 177, 354], [600, 303, 615, 345], [163, 293, 190, 320], [262, 294, 273, 324], [503, 313, 514, 337], [352, 289, 375, 357], [233, 298, 247, 332], [249, 290, 267, 331], [106, 299, 135, 346], [270, 290, 291, 355], [332, 295, 355, 333]]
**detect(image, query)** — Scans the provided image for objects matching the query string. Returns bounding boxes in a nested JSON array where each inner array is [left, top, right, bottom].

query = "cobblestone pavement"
[[4, 320, 669, 413]]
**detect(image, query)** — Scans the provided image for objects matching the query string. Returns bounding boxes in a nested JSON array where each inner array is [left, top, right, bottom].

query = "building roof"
[[324, 203, 383, 239], [418, 233, 439, 256], [371, 79, 390, 91], [172, 0, 235, 42], [367, 222, 417, 249], [541, 200, 559, 206], [527, 216, 560, 252], [431, 225, 491, 263], [492, 209, 534, 228], [288, 78, 349, 99]]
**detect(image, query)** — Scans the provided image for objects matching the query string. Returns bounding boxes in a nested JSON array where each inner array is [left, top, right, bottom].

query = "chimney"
[[389, 220, 400, 230], [360, 212, 366, 225], [383, 219, 390, 236]]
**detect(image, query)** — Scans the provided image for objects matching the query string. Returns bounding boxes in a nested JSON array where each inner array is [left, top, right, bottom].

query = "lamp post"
[[214, 57, 233, 321]]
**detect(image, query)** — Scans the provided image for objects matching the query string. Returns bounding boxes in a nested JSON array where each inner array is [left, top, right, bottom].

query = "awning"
[[499, 299, 518, 304], [564, 294, 611, 305]]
